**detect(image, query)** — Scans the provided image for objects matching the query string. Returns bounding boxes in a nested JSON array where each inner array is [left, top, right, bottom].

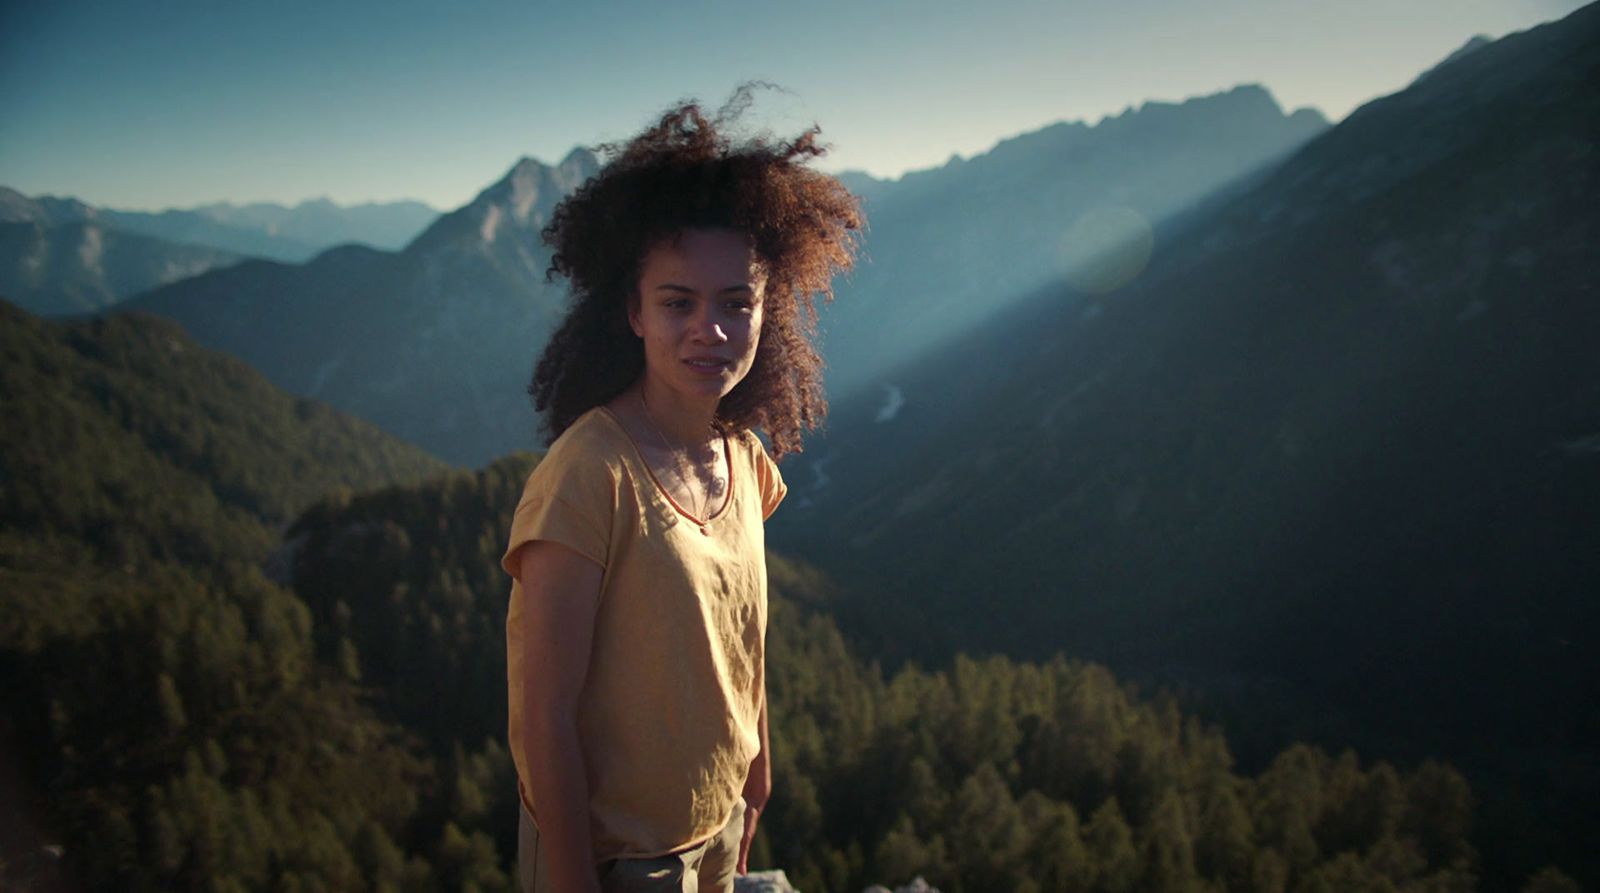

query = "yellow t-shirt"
[[502, 405, 787, 859]]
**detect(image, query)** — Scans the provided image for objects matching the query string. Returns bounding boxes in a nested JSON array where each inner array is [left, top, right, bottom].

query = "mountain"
[[0, 298, 447, 541], [1, 186, 326, 265], [816, 84, 1329, 394], [0, 188, 245, 316], [1, 188, 442, 279], [183, 196, 440, 253], [116, 91, 1322, 468], [0, 299, 464, 890], [0, 188, 441, 316], [1413, 34, 1493, 84], [770, 6, 1600, 887], [118, 148, 601, 468], [830, 168, 893, 205], [93, 206, 325, 262]]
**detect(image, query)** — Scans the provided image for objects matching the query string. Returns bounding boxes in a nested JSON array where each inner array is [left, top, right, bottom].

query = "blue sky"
[[1, 0, 1588, 212]]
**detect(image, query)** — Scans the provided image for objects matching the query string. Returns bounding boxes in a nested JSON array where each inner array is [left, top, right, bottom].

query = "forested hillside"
[[1, 304, 1581, 891], [0, 302, 478, 890], [281, 452, 1574, 893]]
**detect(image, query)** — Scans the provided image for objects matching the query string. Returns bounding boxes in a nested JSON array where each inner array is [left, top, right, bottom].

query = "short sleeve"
[[751, 435, 788, 522], [501, 446, 615, 580]]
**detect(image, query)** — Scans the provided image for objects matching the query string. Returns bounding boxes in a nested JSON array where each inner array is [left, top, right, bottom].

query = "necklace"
[[637, 390, 725, 525]]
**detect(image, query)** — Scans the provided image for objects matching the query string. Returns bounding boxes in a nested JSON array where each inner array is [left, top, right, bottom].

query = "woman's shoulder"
[[731, 427, 775, 462], [534, 407, 631, 480], [732, 427, 787, 519], [732, 428, 783, 487], [560, 405, 628, 446]]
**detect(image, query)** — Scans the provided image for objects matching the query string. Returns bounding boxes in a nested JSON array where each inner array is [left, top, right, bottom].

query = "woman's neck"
[[634, 379, 720, 451]]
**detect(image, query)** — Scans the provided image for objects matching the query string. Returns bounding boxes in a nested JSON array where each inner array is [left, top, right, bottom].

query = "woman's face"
[[629, 228, 767, 406]]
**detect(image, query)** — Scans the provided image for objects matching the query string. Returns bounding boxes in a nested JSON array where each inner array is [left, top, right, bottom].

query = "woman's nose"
[[695, 314, 728, 343]]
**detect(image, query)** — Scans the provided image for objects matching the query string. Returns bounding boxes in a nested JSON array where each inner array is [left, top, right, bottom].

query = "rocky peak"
[[0, 186, 42, 223], [0, 189, 99, 226], [406, 149, 598, 256], [1411, 34, 1493, 85], [557, 145, 601, 186]]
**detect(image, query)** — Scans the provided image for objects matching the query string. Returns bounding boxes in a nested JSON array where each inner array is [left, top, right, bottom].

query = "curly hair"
[[529, 90, 864, 459]]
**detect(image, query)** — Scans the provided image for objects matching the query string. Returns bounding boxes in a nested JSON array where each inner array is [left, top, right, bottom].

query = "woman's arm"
[[737, 683, 771, 874], [517, 540, 606, 893]]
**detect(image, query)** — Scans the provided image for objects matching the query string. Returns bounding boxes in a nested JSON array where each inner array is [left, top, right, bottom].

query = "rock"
[[736, 869, 800, 893]]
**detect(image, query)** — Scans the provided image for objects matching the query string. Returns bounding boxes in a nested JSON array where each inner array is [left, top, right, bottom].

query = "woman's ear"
[[626, 293, 643, 338]]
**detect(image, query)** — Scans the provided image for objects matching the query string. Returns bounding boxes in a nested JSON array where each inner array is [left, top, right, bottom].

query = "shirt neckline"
[[594, 405, 735, 528]]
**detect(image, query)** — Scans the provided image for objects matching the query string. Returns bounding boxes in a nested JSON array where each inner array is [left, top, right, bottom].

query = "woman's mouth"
[[683, 358, 730, 374]]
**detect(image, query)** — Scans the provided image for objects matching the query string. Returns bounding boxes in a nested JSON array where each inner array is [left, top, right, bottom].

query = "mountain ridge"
[[816, 83, 1330, 392], [0, 195, 247, 317], [0, 187, 439, 265], [770, 6, 1600, 885], [117, 150, 603, 466], [114, 88, 1317, 466]]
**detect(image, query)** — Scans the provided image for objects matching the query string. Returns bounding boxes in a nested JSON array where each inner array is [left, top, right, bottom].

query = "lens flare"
[[1055, 206, 1154, 294]]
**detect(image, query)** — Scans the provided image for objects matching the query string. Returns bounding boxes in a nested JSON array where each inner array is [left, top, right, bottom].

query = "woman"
[[501, 96, 862, 893]]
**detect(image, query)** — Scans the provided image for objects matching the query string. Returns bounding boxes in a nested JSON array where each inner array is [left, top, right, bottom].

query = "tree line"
[[0, 303, 1583, 891]]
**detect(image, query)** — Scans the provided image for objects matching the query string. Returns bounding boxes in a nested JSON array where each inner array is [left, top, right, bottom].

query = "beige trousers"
[[518, 799, 746, 893]]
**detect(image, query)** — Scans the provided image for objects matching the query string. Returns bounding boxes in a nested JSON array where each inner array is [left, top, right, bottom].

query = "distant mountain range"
[[0, 214, 243, 317], [770, 8, 1599, 886], [0, 189, 439, 316], [111, 89, 1322, 467], [118, 149, 600, 467], [818, 84, 1329, 393], [176, 197, 440, 255]]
